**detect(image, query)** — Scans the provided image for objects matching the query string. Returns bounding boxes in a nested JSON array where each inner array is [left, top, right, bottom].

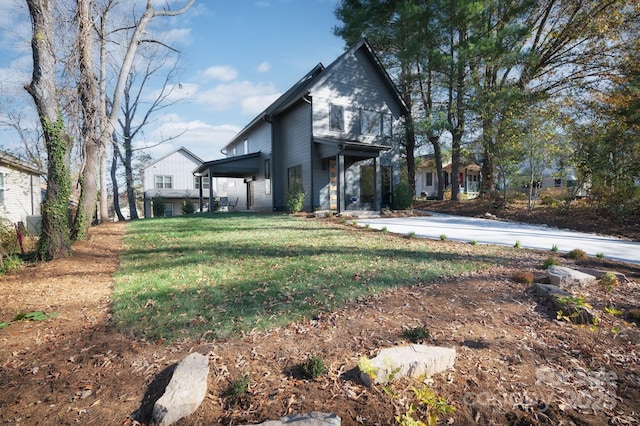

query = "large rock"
[[360, 345, 456, 386], [242, 412, 341, 426], [152, 352, 209, 426], [574, 267, 629, 283], [547, 266, 597, 290]]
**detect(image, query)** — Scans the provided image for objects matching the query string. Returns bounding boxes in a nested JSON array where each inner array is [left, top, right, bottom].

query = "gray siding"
[[276, 102, 312, 211], [311, 48, 404, 144], [225, 120, 273, 211]]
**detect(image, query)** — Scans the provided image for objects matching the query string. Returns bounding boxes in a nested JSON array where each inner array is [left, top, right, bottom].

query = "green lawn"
[[113, 213, 500, 342]]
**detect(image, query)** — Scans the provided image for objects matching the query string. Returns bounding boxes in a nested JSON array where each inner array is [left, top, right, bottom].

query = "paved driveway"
[[356, 211, 640, 265]]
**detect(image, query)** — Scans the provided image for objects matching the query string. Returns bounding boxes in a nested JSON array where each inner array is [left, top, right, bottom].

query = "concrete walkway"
[[355, 211, 640, 265]]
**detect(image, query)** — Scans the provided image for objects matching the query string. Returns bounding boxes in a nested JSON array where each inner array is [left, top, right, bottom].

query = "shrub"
[[403, 325, 430, 343], [152, 197, 167, 217], [513, 270, 534, 284], [0, 255, 25, 275], [514, 240, 521, 248], [393, 180, 413, 210], [300, 355, 326, 380], [551, 244, 559, 252], [407, 231, 416, 239], [439, 234, 447, 241], [543, 257, 561, 269], [287, 178, 306, 213], [182, 199, 196, 215], [567, 248, 587, 260], [223, 373, 250, 405], [469, 239, 478, 245], [599, 272, 619, 292]]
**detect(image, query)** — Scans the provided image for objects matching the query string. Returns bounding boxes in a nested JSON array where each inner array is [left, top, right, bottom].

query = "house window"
[[194, 176, 210, 190], [244, 139, 249, 155], [0, 172, 4, 205], [426, 172, 433, 187], [382, 113, 393, 137], [155, 175, 172, 189], [264, 159, 271, 180], [287, 165, 302, 188], [360, 166, 375, 205], [329, 104, 344, 131], [164, 203, 174, 217], [554, 178, 562, 187], [360, 109, 380, 135]]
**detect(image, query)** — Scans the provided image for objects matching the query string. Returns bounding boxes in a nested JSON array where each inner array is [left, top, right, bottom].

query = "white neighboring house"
[[415, 155, 481, 200], [142, 147, 213, 218], [0, 150, 44, 233]]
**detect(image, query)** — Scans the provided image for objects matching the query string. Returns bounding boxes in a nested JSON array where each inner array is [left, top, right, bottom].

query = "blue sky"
[[0, 0, 346, 161]]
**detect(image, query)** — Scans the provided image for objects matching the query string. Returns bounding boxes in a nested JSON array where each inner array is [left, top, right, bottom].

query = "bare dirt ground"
[[1, 206, 639, 426]]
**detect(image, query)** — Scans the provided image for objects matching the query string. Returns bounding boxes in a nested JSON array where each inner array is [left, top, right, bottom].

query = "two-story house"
[[143, 147, 212, 218], [194, 39, 409, 213], [0, 150, 43, 233]]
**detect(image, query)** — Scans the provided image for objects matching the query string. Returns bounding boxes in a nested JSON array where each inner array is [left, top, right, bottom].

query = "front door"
[[329, 160, 337, 210]]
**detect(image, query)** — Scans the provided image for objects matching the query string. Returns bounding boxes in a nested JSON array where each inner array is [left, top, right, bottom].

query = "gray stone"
[[547, 266, 597, 290], [360, 345, 455, 386], [574, 267, 629, 283], [532, 283, 594, 324], [152, 352, 209, 426], [241, 412, 341, 426]]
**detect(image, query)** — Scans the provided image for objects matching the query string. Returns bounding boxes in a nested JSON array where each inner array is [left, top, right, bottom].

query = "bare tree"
[[72, 0, 194, 238], [24, 0, 73, 260], [111, 54, 185, 221]]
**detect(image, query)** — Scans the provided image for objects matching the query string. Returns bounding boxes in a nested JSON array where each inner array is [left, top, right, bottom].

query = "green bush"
[[0, 255, 25, 275], [567, 248, 587, 260], [543, 257, 561, 269], [393, 180, 413, 210], [300, 355, 326, 380], [403, 325, 430, 343], [287, 178, 306, 213], [152, 197, 167, 217], [182, 199, 196, 215]]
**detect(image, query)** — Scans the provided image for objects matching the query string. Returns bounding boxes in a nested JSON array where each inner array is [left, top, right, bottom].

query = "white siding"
[[0, 165, 41, 225], [143, 150, 201, 192]]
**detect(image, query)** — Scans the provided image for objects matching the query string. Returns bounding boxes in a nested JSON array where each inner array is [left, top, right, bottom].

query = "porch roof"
[[193, 152, 261, 178], [314, 137, 391, 159]]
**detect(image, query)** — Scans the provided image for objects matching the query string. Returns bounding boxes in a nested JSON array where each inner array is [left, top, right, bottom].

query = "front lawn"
[[113, 213, 501, 341]]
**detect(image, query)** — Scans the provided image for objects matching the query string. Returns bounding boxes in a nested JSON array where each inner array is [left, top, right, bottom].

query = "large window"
[[194, 176, 210, 190], [0, 173, 4, 205], [360, 166, 375, 205], [155, 175, 172, 189], [329, 104, 344, 131], [426, 172, 433, 187], [361, 109, 393, 136], [287, 165, 302, 188]]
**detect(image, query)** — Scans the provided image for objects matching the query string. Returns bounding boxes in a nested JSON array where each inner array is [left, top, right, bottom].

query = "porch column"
[[208, 168, 215, 212], [374, 156, 381, 211], [198, 175, 204, 211], [337, 153, 345, 213]]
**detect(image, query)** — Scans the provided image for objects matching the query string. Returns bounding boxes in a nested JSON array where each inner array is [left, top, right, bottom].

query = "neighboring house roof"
[[221, 39, 409, 152], [194, 152, 261, 177], [0, 150, 44, 175], [145, 146, 204, 169]]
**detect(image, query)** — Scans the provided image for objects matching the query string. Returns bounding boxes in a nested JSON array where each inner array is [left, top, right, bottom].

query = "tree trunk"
[[25, 0, 73, 261], [110, 144, 126, 221], [72, 0, 100, 241], [404, 112, 417, 193], [429, 136, 445, 200]]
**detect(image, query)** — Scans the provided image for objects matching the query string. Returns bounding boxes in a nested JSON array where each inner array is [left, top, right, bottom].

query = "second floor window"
[[0, 172, 4, 205], [194, 176, 210, 190], [155, 175, 172, 189], [361, 109, 393, 137], [329, 104, 344, 131]]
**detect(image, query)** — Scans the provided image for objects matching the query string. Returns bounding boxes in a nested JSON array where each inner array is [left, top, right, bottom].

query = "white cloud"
[[255, 1, 271, 7], [196, 80, 280, 115], [201, 65, 238, 82], [256, 61, 271, 73], [154, 28, 193, 47], [145, 117, 241, 160]]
